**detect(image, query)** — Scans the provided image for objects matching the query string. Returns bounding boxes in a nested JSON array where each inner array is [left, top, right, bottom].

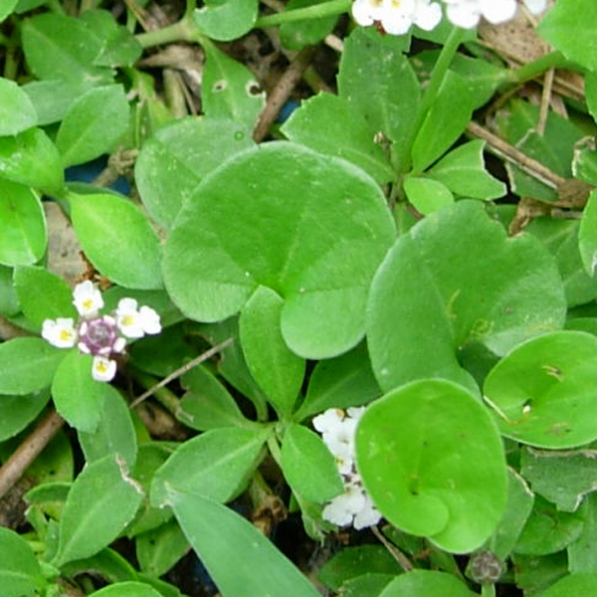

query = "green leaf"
[[54, 454, 143, 567], [0, 77, 37, 136], [279, 0, 337, 50], [194, 0, 258, 41], [357, 379, 507, 553], [0, 390, 51, 441], [51, 351, 109, 432], [537, 574, 597, 597], [378, 570, 475, 597], [70, 193, 162, 290], [281, 423, 343, 503], [282, 93, 395, 184], [338, 27, 417, 170], [579, 189, 597, 277], [0, 337, 64, 395], [521, 447, 597, 512], [318, 545, 403, 592], [296, 343, 380, 421], [56, 85, 129, 168], [163, 143, 395, 359], [136, 520, 188, 577], [411, 71, 473, 173], [538, 0, 597, 72], [135, 117, 255, 229], [202, 41, 264, 130], [151, 426, 269, 507], [78, 385, 137, 468], [568, 493, 597, 574], [0, 526, 45, 597], [514, 496, 584, 556], [169, 488, 322, 597], [513, 552, 568, 595], [21, 12, 113, 83], [0, 180, 47, 266], [177, 364, 248, 431], [484, 331, 597, 449], [0, 0, 18, 22], [403, 176, 454, 215], [486, 468, 534, 560], [587, 73, 597, 125], [239, 286, 306, 417], [14, 266, 76, 329], [426, 140, 506, 200], [0, 265, 19, 316], [367, 201, 566, 393], [88, 582, 162, 597], [0, 127, 64, 193]]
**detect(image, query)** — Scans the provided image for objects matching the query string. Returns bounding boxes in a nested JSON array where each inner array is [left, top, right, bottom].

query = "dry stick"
[[129, 338, 234, 409], [252, 45, 317, 143], [0, 410, 65, 501], [371, 525, 413, 572], [537, 67, 555, 136]]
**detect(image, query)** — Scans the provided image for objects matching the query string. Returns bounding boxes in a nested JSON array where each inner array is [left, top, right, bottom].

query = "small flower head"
[[92, 356, 118, 382], [41, 318, 78, 348], [116, 298, 162, 339], [78, 315, 126, 357], [73, 281, 104, 318]]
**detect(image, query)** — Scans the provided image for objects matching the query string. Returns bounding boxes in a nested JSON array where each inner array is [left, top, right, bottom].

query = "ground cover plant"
[[1, 0, 597, 595]]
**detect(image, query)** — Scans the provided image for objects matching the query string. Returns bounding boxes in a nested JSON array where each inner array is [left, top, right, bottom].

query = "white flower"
[[73, 281, 104, 318], [313, 408, 344, 434], [353, 492, 382, 530], [443, 0, 546, 29], [116, 298, 162, 339], [322, 482, 367, 527], [41, 318, 77, 348], [352, 0, 441, 35], [91, 356, 117, 382]]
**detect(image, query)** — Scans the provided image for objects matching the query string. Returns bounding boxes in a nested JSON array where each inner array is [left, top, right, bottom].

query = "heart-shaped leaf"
[[484, 331, 597, 449], [163, 143, 395, 359], [356, 379, 508, 553], [367, 200, 566, 393]]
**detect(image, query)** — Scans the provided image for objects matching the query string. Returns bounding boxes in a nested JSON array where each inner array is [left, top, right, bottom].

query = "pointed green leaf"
[[537, 573, 597, 597], [403, 176, 454, 215], [357, 379, 508, 553], [54, 454, 143, 567], [0, 527, 45, 597], [169, 488, 322, 597], [0, 390, 51, 441], [89, 582, 162, 597], [0, 77, 37, 136]]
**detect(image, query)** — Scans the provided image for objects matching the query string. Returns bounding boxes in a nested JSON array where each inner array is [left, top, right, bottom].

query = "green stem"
[[135, 17, 198, 49], [255, 0, 351, 28], [184, 0, 197, 19], [505, 50, 569, 85], [397, 26, 466, 174], [481, 583, 496, 597]]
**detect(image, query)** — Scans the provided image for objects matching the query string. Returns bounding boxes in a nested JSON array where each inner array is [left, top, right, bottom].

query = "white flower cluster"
[[42, 281, 161, 382], [352, 0, 547, 35], [313, 407, 381, 530]]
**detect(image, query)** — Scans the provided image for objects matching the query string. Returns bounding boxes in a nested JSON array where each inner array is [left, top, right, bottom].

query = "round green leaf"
[[240, 286, 306, 417], [579, 189, 597, 277], [280, 423, 343, 503], [0, 127, 64, 192], [70, 193, 162, 289], [379, 570, 475, 597], [135, 117, 255, 229], [51, 351, 108, 433], [0, 180, 47, 266], [483, 331, 597, 449], [356, 379, 508, 553], [193, 0, 258, 42], [367, 200, 566, 393], [0, 337, 64, 395], [0, 526, 45, 597], [163, 143, 395, 359], [14, 265, 76, 329], [54, 454, 143, 567], [56, 85, 129, 168], [0, 77, 37, 136]]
